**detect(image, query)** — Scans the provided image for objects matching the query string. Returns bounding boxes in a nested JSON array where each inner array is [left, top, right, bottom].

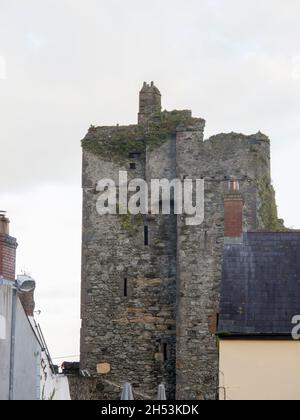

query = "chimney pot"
[[228, 179, 239, 192], [0, 212, 10, 235]]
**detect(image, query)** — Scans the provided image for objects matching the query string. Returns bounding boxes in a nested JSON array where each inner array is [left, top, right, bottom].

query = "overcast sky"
[[1, 0, 300, 363]]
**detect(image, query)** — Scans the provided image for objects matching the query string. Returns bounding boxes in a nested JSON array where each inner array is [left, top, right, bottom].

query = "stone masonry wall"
[[81, 125, 178, 400], [175, 130, 271, 400], [80, 85, 278, 400]]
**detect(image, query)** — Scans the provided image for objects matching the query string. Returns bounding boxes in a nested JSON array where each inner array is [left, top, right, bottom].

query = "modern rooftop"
[[218, 232, 300, 337]]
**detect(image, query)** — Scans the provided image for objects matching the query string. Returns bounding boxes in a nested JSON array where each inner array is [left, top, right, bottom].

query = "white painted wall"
[[219, 340, 300, 400], [0, 285, 12, 400], [0, 284, 70, 400]]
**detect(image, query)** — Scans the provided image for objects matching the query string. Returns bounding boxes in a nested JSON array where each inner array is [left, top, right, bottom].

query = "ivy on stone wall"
[[256, 176, 286, 231], [82, 125, 145, 163], [81, 111, 197, 162], [119, 212, 143, 236], [145, 110, 195, 151]]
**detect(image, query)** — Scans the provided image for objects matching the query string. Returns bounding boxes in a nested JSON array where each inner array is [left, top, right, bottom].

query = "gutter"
[[217, 332, 294, 341]]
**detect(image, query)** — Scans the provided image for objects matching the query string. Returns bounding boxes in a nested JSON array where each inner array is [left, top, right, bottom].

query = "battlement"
[[82, 110, 205, 165], [140, 81, 161, 95]]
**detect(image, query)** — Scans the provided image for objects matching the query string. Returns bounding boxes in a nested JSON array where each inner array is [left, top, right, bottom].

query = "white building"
[[0, 213, 70, 400]]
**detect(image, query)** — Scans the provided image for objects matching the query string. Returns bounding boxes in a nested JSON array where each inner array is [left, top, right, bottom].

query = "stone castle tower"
[[79, 82, 282, 400]]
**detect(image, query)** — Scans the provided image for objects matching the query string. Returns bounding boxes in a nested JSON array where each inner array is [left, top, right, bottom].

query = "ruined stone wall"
[[80, 93, 278, 400], [68, 376, 119, 401], [81, 124, 178, 400], [175, 130, 273, 400]]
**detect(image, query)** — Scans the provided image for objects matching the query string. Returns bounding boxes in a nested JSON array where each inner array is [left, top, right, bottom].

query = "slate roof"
[[218, 232, 300, 337]]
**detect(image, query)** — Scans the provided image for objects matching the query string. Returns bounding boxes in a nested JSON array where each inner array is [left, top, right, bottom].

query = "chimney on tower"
[[0, 212, 17, 281], [224, 180, 244, 238], [138, 81, 161, 125]]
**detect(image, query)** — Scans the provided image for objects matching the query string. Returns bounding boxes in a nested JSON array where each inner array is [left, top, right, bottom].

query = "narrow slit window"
[[130, 163, 136, 170], [204, 230, 208, 251], [170, 200, 175, 215], [216, 313, 220, 330], [163, 343, 168, 361], [144, 226, 149, 246], [124, 278, 128, 297]]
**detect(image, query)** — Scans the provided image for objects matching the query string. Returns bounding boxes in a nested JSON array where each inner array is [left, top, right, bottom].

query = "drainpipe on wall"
[[8, 284, 17, 401]]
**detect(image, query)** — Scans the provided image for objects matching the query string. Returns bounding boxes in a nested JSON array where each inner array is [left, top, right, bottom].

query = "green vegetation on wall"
[[145, 110, 195, 150], [82, 125, 145, 162], [256, 176, 285, 231], [82, 111, 196, 162], [119, 212, 143, 236]]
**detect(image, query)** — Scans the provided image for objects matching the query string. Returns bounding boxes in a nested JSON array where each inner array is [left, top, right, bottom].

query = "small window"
[[123, 278, 128, 297], [144, 226, 149, 246], [130, 163, 136, 170]]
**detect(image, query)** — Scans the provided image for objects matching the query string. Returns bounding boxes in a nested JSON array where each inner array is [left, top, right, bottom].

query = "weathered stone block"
[[96, 363, 111, 375]]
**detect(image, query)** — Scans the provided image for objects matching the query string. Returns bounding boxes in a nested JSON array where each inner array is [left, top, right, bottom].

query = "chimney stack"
[[224, 180, 244, 238], [0, 212, 17, 281], [138, 81, 161, 125]]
